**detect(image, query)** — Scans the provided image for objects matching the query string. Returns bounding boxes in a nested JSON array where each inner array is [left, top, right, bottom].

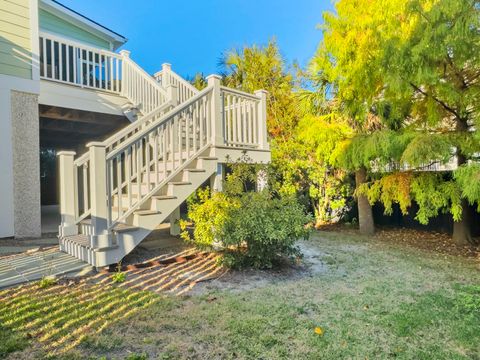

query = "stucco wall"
[[11, 90, 41, 238], [0, 0, 32, 79]]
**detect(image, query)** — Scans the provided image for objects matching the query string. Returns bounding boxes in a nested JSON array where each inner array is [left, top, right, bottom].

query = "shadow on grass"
[[0, 249, 226, 358]]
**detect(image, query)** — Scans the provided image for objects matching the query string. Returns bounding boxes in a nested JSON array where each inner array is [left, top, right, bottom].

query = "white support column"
[[210, 163, 224, 193], [207, 74, 225, 147], [87, 142, 111, 248], [58, 151, 78, 237], [254, 89, 269, 150], [169, 206, 181, 236]]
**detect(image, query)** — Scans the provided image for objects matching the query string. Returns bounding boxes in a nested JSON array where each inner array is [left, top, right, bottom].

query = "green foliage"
[[180, 188, 239, 249], [454, 164, 480, 209], [38, 276, 57, 289], [182, 161, 312, 269], [221, 192, 312, 269], [410, 174, 462, 224], [221, 39, 298, 139], [125, 353, 148, 360], [311, 0, 480, 237], [455, 284, 480, 316], [400, 133, 453, 168], [359, 172, 413, 215], [0, 324, 28, 358], [188, 72, 207, 90], [112, 264, 127, 283]]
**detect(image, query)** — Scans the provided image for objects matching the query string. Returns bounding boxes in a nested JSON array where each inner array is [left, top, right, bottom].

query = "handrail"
[[105, 88, 213, 227], [155, 67, 199, 104], [107, 86, 213, 160]]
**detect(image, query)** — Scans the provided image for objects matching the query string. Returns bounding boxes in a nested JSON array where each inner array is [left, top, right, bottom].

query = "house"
[[0, 0, 270, 266]]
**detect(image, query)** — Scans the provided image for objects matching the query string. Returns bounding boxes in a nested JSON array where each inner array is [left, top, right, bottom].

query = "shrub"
[[38, 276, 57, 289], [112, 263, 126, 283], [181, 160, 312, 268]]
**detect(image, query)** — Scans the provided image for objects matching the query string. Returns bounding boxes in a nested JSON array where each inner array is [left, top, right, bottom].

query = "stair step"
[[134, 209, 161, 216], [64, 234, 91, 248], [152, 195, 177, 200], [168, 181, 192, 186], [113, 223, 139, 233], [185, 168, 206, 173], [198, 156, 218, 160]]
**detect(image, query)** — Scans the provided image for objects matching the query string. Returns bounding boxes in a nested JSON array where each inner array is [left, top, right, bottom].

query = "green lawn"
[[1, 231, 479, 359]]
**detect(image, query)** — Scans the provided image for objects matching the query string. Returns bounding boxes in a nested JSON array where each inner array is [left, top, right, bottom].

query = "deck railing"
[[39, 32, 168, 115]]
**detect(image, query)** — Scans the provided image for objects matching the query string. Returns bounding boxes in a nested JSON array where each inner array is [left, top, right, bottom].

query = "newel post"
[[206, 74, 225, 147], [166, 82, 178, 107], [87, 142, 111, 248], [58, 151, 78, 237], [254, 89, 269, 150], [119, 50, 131, 96]]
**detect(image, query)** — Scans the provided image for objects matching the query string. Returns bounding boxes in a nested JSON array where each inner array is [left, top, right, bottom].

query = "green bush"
[[181, 160, 312, 269]]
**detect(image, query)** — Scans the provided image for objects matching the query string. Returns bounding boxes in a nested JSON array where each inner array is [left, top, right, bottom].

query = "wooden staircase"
[[57, 65, 270, 268]]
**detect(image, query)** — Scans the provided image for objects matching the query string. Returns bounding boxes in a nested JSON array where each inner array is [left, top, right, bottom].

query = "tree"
[[221, 39, 299, 140], [313, 0, 480, 243]]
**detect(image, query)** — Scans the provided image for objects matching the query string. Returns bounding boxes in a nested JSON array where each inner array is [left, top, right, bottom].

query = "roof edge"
[[39, 0, 127, 49]]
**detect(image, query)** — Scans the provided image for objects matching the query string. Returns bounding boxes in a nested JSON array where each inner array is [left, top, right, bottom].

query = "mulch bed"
[[317, 224, 480, 259]]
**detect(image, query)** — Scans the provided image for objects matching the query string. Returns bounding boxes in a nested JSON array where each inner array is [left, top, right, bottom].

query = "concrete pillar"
[[11, 90, 41, 238]]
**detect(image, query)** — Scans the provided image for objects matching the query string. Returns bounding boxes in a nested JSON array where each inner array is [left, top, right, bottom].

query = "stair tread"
[[113, 223, 139, 232], [198, 156, 218, 160], [169, 181, 192, 185], [185, 168, 206, 172], [63, 234, 91, 248], [152, 195, 177, 200], [134, 209, 161, 215]]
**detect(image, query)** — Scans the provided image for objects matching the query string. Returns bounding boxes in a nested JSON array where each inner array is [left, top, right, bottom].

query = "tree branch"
[[409, 82, 460, 119]]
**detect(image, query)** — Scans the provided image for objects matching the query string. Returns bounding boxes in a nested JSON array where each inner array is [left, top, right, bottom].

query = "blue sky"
[[60, 0, 335, 78]]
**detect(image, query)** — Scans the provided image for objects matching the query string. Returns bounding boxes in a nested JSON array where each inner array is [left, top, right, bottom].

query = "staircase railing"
[[58, 74, 269, 242], [154, 63, 199, 104], [106, 85, 213, 228], [39, 32, 169, 115]]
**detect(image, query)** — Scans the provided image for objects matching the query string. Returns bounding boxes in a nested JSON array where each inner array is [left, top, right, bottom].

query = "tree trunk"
[[452, 198, 473, 245], [355, 167, 375, 235], [452, 119, 474, 245]]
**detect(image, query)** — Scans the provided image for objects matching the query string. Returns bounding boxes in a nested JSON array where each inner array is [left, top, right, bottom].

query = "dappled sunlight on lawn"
[[0, 249, 226, 356]]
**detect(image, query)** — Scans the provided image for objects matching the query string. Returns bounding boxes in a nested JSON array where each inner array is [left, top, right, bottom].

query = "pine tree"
[[312, 0, 480, 243]]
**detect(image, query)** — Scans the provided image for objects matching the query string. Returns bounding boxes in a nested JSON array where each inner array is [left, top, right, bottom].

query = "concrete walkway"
[[0, 247, 92, 289]]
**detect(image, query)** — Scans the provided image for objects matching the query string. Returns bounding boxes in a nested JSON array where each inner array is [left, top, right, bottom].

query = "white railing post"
[[162, 63, 172, 87], [207, 74, 224, 147], [166, 82, 178, 107], [120, 50, 131, 97], [87, 142, 111, 248], [254, 89, 269, 150], [58, 151, 78, 237]]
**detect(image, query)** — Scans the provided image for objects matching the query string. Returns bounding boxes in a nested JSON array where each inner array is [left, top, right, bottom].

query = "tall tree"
[[313, 0, 480, 243]]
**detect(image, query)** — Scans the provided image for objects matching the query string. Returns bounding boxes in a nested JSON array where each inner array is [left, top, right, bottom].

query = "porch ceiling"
[[39, 105, 130, 151]]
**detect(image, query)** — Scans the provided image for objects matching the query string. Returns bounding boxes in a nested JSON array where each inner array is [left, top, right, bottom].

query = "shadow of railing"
[[0, 249, 226, 356]]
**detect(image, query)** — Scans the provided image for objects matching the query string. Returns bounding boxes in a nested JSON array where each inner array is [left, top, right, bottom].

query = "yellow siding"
[[0, 0, 32, 79]]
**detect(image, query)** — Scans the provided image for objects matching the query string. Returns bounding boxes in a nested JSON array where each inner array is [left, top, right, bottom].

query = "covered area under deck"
[[39, 104, 130, 234]]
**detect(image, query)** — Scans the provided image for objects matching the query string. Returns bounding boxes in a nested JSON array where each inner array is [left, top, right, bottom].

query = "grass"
[[1, 231, 479, 359]]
